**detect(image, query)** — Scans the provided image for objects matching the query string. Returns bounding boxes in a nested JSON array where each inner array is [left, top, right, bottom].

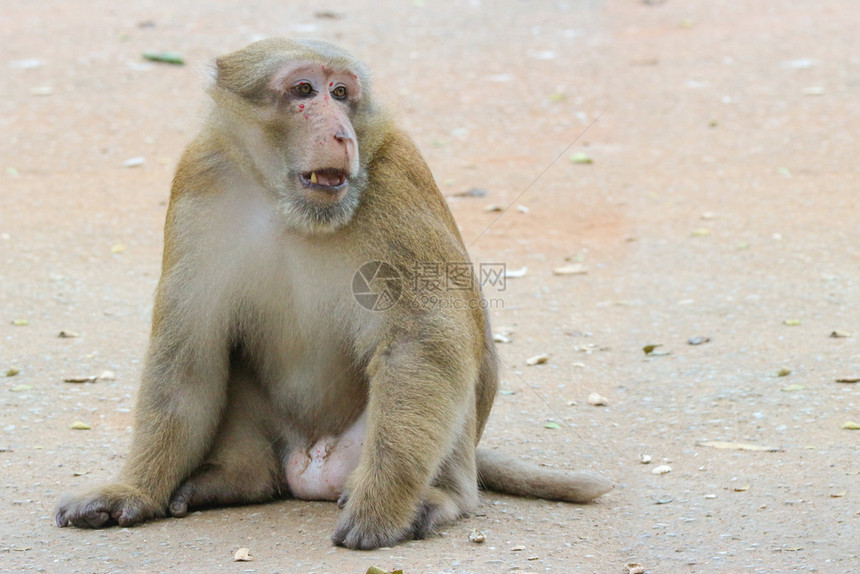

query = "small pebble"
[[587, 392, 608, 406], [233, 547, 253, 562], [651, 464, 672, 475], [122, 157, 145, 168]]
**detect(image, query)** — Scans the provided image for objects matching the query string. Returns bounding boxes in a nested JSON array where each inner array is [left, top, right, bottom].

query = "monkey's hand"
[[55, 483, 164, 528], [331, 486, 415, 550], [333, 484, 460, 549]]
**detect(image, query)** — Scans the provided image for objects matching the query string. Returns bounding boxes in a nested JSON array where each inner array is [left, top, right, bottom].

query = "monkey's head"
[[209, 38, 381, 234]]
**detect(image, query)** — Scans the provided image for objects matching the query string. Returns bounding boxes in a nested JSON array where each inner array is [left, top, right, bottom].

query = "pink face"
[[270, 64, 362, 205]]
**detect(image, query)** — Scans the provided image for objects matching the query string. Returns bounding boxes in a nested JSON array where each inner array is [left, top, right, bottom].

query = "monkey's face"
[[213, 39, 375, 234], [234, 63, 363, 235], [273, 64, 363, 231]]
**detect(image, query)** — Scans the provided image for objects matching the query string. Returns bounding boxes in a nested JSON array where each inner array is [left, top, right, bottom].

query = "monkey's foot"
[[168, 464, 283, 517], [332, 486, 461, 549], [55, 484, 163, 528]]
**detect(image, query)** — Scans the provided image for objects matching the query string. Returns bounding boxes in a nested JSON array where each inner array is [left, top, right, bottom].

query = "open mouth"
[[299, 169, 349, 192]]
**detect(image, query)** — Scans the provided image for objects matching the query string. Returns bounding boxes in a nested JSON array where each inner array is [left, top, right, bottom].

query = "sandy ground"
[[2, 1, 859, 573]]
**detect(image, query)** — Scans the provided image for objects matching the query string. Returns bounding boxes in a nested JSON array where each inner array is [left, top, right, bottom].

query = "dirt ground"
[[2, 1, 859, 572]]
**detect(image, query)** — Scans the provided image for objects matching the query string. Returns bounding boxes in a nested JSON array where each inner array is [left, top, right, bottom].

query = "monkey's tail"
[[476, 449, 612, 503]]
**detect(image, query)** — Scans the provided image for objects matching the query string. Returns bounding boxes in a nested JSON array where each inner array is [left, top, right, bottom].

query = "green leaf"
[[142, 51, 184, 65]]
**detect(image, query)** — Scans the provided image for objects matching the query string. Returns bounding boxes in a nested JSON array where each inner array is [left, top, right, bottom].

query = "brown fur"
[[55, 38, 611, 550]]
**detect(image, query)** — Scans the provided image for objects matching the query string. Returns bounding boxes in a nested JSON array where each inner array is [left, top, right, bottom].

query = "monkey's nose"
[[334, 132, 354, 144]]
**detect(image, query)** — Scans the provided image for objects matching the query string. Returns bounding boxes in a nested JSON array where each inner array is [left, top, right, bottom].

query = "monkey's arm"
[[56, 180, 234, 528], [332, 327, 477, 549]]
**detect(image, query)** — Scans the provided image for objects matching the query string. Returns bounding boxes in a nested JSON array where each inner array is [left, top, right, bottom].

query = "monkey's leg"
[[334, 414, 479, 541], [409, 421, 480, 539], [332, 338, 475, 549], [169, 371, 285, 516], [56, 291, 232, 528]]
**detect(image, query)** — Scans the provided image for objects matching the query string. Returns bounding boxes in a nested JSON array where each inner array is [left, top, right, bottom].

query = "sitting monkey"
[[55, 38, 611, 549]]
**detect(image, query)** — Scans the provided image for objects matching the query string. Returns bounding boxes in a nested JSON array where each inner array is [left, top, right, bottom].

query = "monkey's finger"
[[336, 492, 349, 509], [66, 505, 112, 528], [55, 496, 112, 528], [55, 509, 69, 527]]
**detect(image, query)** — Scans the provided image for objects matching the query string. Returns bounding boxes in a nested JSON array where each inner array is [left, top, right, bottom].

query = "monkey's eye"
[[331, 85, 348, 100], [292, 82, 316, 97]]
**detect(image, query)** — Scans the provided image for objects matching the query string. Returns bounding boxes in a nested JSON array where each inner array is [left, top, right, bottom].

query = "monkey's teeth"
[[303, 170, 347, 189]]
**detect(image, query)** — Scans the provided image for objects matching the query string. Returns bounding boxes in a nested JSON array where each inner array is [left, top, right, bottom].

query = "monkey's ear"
[[209, 54, 273, 103]]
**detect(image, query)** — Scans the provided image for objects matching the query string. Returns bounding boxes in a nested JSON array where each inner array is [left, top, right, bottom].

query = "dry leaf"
[[830, 491, 846, 498], [449, 188, 487, 198], [830, 330, 852, 338], [783, 319, 801, 326], [64, 376, 97, 384], [511, 545, 526, 551], [835, 378, 859, 384], [504, 266, 528, 278], [5, 368, 20, 377], [553, 263, 588, 276], [698, 441, 782, 452], [233, 547, 253, 562], [525, 353, 549, 366], [643, 344, 670, 356], [733, 484, 750, 491], [58, 330, 80, 338], [469, 529, 486, 543]]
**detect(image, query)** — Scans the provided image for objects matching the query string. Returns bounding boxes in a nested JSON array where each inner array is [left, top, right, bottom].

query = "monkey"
[[54, 38, 612, 550]]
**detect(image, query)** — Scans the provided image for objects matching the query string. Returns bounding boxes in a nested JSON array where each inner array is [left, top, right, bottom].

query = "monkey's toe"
[[169, 500, 189, 517], [55, 495, 113, 528], [336, 491, 349, 510], [168, 486, 192, 517], [54, 485, 163, 529]]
